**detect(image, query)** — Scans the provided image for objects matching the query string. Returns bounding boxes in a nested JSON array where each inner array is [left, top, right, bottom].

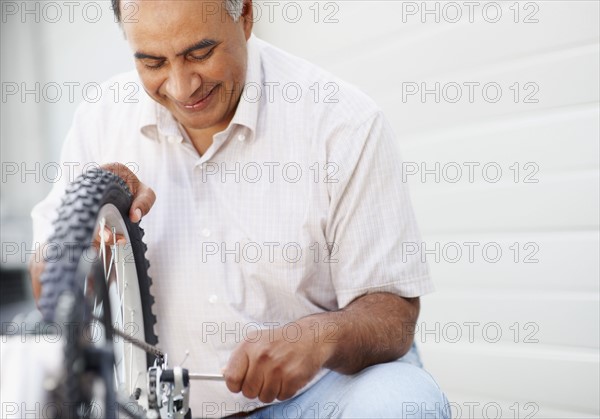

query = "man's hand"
[[101, 163, 156, 223], [222, 319, 336, 403], [223, 293, 419, 403], [92, 163, 154, 246]]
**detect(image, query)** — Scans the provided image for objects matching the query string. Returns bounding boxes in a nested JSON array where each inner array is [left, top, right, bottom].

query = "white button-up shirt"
[[32, 34, 433, 416]]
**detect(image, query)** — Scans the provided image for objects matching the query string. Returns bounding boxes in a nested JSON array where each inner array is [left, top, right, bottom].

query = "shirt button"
[[237, 134, 246, 142], [208, 295, 218, 304], [202, 228, 211, 237]]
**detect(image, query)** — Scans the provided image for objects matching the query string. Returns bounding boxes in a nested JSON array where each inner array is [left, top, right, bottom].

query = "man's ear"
[[241, 0, 253, 39]]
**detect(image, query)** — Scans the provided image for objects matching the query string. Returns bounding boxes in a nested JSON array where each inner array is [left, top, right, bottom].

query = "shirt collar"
[[229, 34, 260, 137], [139, 34, 261, 143]]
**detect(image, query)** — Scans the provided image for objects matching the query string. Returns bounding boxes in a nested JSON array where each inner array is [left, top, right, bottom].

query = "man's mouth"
[[179, 85, 218, 110]]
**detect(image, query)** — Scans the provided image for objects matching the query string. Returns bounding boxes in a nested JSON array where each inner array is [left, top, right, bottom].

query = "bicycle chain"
[[92, 314, 164, 358]]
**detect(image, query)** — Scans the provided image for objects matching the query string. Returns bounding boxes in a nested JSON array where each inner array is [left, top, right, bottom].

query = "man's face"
[[122, 0, 252, 134]]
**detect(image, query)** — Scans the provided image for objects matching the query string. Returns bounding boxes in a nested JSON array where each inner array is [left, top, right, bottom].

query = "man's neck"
[[181, 123, 226, 156]]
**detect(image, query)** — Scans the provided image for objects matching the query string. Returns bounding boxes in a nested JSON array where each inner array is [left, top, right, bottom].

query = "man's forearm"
[[300, 292, 420, 375]]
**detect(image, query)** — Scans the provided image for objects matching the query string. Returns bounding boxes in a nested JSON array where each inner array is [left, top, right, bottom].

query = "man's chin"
[[168, 109, 214, 130], [162, 102, 231, 134]]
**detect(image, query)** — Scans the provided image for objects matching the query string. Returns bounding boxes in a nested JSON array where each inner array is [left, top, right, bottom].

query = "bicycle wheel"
[[39, 168, 158, 417]]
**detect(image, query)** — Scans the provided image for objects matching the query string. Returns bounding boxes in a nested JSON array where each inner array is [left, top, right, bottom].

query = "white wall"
[[253, 1, 599, 417], [1, 0, 132, 266], [1, 1, 598, 417]]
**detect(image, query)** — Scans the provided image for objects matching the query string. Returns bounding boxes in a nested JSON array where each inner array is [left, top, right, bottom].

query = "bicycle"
[[38, 168, 216, 419]]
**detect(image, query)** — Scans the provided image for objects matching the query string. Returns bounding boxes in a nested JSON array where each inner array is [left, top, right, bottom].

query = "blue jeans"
[[246, 343, 450, 418]]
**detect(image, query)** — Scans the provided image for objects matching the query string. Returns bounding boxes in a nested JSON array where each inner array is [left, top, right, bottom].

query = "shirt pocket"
[[226, 238, 316, 322]]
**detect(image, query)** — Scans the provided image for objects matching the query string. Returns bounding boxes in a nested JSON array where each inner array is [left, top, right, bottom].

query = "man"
[[31, 0, 449, 416]]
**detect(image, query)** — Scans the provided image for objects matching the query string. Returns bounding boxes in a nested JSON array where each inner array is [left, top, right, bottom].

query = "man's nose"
[[164, 64, 202, 103]]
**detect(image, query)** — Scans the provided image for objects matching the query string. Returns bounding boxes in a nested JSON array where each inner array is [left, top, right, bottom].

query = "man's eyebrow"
[[134, 52, 163, 60], [134, 39, 218, 60], [178, 39, 219, 56]]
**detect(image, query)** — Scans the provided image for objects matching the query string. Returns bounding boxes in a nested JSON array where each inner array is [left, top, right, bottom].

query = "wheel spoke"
[[100, 217, 108, 278], [106, 245, 115, 284]]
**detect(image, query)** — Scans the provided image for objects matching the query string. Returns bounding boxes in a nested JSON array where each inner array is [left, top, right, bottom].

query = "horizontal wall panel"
[[422, 231, 600, 293], [419, 342, 600, 414], [259, 1, 600, 82], [343, 2, 599, 79], [418, 292, 599, 349], [401, 104, 600, 174], [379, 44, 599, 136], [411, 171, 599, 233], [258, 2, 600, 142]]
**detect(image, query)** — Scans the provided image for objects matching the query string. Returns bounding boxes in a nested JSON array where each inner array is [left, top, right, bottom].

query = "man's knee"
[[337, 361, 450, 418]]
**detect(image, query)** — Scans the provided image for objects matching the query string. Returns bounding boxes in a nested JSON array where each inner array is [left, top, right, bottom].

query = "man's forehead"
[[122, 0, 232, 47], [122, 0, 229, 16]]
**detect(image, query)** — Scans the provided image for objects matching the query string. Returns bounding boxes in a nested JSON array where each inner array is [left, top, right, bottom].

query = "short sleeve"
[[326, 111, 434, 308]]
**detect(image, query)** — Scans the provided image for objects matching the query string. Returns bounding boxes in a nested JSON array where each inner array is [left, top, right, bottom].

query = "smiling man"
[[126, 0, 250, 155], [31, 0, 449, 417]]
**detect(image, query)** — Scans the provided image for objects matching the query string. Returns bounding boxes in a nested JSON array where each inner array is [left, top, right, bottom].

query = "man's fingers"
[[98, 227, 127, 244], [241, 358, 263, 399], [101, 163, 140, 192], [131, 208, 143, 223], [94, 227, 127, 248], [258, 370, 282, 403], [101, 162, 155, 223], [223, 351, 249, 394], [129, 185, 156, 223], [278, 375, 305, 401]]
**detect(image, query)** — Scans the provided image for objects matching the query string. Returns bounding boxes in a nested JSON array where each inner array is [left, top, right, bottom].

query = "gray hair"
[[111, 0, 245, 23]]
